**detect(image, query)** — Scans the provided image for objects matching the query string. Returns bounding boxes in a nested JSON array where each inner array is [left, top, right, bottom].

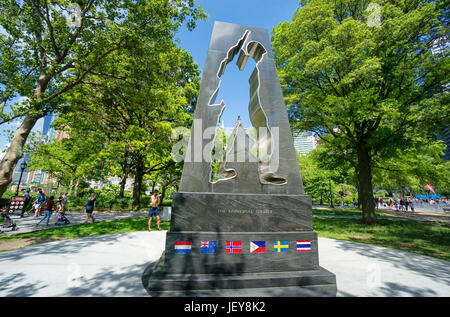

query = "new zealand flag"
[[200, 241, 217, 254]]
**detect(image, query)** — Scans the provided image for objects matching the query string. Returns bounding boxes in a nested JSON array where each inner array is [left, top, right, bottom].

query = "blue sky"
[[176, 0, 300, 129], [0, 0, 300, 155]]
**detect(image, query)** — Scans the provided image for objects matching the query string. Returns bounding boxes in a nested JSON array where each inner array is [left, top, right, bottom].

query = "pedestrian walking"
[[410, 199, 415, 212], [400, 198, 405, 212], [62, 192, 68, 212], [30, 190, 46, 217], [21, 189, 32, 217], [56, 193, 64, 213], [148, 189, 161, 231], [84, 193, 96, 223], [36, 196, 55, 227]]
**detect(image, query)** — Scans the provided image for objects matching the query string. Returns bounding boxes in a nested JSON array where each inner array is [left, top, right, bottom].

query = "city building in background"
[[431, 36, 449, 161], [292, 131, 317, 155], [439, 125, 450, 161], [11, 114, 58, 191], [11, 156, 29, 186]]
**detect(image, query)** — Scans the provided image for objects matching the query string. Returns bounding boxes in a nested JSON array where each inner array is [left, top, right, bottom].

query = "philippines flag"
[[250, 241, 266, 253], [200, 241, 217, 254], [174, 241, 192, 254], [296, 240, 311, 252], [226, 241, 242, 254]]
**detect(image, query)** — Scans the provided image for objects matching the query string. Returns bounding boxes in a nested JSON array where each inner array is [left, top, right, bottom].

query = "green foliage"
[[0, 0, 206, 117], [63, 183, 173, 211], [273, 0, 449, 222], [0, 0, 207, 198], [56, 42, 201, 206], [1, 189, 16, 199], [26, 121, 107, 193], [372, 140, 450, 196], [298, 152, 339, 203], [374, 189, 389, 198]]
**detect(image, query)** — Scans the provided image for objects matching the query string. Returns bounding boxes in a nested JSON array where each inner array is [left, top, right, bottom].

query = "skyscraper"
[[439, 125, 450, 161], [12, 114, 57, 188], [292, 131, 317, 155]]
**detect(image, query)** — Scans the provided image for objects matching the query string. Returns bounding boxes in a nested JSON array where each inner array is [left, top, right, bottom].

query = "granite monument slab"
[[142, 21, 337, 297]]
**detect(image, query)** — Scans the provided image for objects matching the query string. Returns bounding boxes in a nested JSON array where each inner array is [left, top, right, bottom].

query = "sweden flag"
[[274, 240, 289, 252]]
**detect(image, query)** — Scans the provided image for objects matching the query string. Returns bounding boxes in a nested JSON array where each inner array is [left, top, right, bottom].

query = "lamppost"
[[15, 161, 27, 196], [328, 176, 334, 208]]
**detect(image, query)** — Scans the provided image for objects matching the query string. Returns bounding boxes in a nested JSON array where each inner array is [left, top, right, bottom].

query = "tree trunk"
[[0, 74, 50, 198], [160, 185, 167, 205], [119, 155, 130, 199], [68, 176, 74, 196], [132, 157, 144, 210], [73, 178, 80, 197], [356, 142, 377, 225], [0, 115, 41, 197], [119, 173, 127, 199]]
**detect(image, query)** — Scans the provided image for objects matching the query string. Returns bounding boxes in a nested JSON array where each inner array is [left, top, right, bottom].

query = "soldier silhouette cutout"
[[208, 31, 287, 186]]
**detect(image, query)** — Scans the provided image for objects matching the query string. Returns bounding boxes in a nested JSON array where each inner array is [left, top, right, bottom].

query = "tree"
[[372, 139, 450, 196], [26, 120, 106, 195], [297, 151, 350, 205], [57, 42, 201, 208], [0, 0, 206, 197], [149, 162, 183, 203], [273, 0, 449, 224]]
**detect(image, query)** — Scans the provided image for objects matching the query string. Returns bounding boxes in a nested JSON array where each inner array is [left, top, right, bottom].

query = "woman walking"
[[84, 193, 96, 223], [36, 196, 55, 227]]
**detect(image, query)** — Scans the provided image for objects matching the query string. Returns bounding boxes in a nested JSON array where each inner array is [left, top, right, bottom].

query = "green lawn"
[[0, 217, 170, 242], [314, 217, 450, 261], [1, 216, 448, 262], [312, 207, 389, 217]]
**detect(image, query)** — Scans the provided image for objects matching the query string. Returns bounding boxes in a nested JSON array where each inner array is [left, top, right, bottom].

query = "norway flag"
[[226, 241, 242, 254]]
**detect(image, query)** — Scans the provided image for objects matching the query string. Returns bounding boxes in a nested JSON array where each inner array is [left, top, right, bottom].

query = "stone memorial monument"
[[142, 21, 337, 296]]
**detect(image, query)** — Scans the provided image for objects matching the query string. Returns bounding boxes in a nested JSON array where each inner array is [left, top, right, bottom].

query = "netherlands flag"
[[174, 241, 192, 254], [296, 240, 311, 252], [226, 241, 242, 254]]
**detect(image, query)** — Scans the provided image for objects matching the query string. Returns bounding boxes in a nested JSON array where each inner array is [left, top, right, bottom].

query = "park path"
[[312, 206, 450, 223], [2, 207, 448, 240], [0, 232, 448, 297], [2, 211, 148, 236]]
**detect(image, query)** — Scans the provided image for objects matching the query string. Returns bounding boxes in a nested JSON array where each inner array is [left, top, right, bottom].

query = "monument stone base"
[[142, 252, 336, 297], [141, 192, 337, 297]]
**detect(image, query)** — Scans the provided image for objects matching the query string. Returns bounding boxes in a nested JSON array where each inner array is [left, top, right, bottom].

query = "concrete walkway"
[[0, 232, 448, 297], [3, 212, 148, 236]]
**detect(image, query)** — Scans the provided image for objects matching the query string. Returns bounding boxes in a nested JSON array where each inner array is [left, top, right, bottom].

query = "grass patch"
[[0, 217, 169, 243], [312, 207, 389, 217], [314, 217, 450, 261]]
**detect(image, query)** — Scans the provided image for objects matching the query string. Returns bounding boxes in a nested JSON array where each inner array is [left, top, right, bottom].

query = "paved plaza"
[[0, 231, 448, 297]]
